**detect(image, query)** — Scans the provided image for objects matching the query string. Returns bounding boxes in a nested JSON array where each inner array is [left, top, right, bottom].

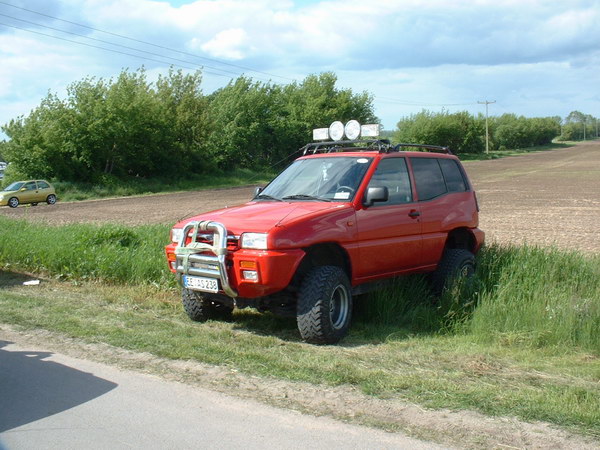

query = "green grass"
[[458, 142, 575, 161], [0, 275, 598, 436], [41, 169, 274, 202], [0, 217, 174, 288], [1, 217, 598, 353], [0, 217, 599, 435]]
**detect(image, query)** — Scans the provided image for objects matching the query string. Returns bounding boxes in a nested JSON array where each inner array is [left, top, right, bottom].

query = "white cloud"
[[199, 28, 251, 60], [0, 0, 599, 139]]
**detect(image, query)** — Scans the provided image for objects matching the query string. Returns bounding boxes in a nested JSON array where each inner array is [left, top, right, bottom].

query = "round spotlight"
[[329, 121, 344, 141], [344, 120, 361, 140]]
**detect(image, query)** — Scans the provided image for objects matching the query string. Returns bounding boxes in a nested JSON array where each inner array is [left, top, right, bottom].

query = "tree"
[[394, 110, 485, 154]]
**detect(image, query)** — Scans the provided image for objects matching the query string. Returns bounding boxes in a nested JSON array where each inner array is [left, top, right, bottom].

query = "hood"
[[175, 201, 347, 234]]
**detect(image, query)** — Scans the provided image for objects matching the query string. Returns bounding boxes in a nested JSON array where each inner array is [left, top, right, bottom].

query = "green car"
[[0, 180, 57, 208]]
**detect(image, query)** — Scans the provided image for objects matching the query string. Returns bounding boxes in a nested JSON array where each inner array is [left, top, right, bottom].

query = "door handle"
[[408, 210, 421, 218]]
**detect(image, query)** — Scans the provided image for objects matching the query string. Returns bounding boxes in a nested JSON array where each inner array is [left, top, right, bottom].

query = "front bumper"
[[166, 221, 304, 298]]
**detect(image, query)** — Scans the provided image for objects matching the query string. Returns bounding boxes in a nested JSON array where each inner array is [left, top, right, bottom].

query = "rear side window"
[[410, 158, 447, 201], [37, 181, 50, 189], [367, 157, 412, 205], [439, 159, 468, 192]]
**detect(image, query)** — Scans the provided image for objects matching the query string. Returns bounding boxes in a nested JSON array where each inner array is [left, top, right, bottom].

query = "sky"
[[0, 0, 599, 139]]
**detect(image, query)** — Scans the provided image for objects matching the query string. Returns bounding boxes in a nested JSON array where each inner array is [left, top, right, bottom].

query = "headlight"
[[171, 228, 183, 244], [241, 233, 268, 250]]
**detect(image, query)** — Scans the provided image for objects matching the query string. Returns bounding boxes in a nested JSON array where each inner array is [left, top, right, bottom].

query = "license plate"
[[183, 275, 219, 293]]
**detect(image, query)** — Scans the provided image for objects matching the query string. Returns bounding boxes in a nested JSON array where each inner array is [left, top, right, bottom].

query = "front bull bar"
[[174, 220, 238, 298]]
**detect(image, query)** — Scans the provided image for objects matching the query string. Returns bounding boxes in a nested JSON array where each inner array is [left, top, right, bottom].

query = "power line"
[[0, 0, 294, 82], [0, 21, 232, 76], [0, 11, 272, 81], [376, 96, 478, 107]]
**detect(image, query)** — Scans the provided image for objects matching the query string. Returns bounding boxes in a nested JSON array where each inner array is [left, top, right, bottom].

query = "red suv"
[[165, 121, 484, 344]]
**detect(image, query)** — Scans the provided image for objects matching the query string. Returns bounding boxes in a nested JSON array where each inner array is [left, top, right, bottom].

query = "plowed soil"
[[2, 140, 600, 253]]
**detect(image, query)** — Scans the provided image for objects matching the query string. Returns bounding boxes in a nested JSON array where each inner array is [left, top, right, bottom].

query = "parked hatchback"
[[0, 180, 57, 208]]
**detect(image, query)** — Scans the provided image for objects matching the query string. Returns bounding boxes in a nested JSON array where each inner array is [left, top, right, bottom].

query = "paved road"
[[0, 338, 445, 450]]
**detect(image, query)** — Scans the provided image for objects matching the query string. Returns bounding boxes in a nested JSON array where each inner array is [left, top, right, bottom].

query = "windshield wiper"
[[255, 194, 283, 202], [282, 194, 331, 202]]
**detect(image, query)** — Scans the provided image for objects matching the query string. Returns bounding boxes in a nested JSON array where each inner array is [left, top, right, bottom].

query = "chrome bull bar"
[[174, 221, 238, 298]]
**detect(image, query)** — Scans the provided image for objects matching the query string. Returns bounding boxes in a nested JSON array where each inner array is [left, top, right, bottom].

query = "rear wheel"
[[182, 288, 233, 322], [296, 266, 352, 344], [431, 249, 475, 296], [46, 194, 57, 205], [8, 197, 18, 208]]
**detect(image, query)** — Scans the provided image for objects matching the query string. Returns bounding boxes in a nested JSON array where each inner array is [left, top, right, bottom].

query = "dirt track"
[[2, 141, 599, 253]]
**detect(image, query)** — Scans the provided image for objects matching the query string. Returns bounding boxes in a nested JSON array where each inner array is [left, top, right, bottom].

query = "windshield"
[[259, 156, 373, 202], [3, 182, 23, 191]]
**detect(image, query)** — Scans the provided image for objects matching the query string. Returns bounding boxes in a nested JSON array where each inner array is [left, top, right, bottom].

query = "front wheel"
[[8, 197, 19, 208], [431, 249, 475, 296], [296, 266, 352, 344], [182, 288, 232, 322], [46, 194, 57, 205]]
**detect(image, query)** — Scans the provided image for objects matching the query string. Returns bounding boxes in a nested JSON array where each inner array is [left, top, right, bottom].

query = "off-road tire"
[[296, 266, 352, 345], [431, 249, 475, 296], [182, 288, 233, 322]]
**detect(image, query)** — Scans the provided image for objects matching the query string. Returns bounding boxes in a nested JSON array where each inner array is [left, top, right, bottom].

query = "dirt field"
[[2, 140, 599, 253]]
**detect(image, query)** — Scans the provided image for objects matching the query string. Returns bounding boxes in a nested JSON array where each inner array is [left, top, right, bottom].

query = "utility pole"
[[478, 100, 496, 154]]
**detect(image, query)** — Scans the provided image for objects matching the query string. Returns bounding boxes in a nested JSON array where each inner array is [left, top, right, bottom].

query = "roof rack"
[[301, 139, 392, 155], [393, 143, 452, 154], [300, 139, 452, 156]]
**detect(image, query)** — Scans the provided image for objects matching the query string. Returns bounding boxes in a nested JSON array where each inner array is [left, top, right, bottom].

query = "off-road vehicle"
[[165, 120, 484, 344]]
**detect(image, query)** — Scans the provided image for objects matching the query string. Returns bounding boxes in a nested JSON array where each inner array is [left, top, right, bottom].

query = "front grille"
[[195, 233, 239, 251]]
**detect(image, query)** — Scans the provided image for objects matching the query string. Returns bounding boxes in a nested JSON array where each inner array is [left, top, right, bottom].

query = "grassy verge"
[[48, 168, 274, 202], [458, 142, 575, 161], [0, 217, 599, 435], [0, 274, 598, 437]]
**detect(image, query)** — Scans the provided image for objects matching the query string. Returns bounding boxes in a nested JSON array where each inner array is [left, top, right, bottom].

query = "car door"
[[20, 181, 38, 203], [355, 157, 423, 279], [35, 180, 51, 202]]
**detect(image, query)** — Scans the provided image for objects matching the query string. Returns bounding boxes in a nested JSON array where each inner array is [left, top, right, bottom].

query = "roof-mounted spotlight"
[[328, 121, 345, 141], [312, 128, 329, 140], [344, 120, 361, 140], [360, 123, 380, 137]]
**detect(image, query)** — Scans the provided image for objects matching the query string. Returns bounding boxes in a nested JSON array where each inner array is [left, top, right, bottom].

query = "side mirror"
[[254, 186, 263, 198], [363, 186, 388, 207], [20, 187, 27, 192]]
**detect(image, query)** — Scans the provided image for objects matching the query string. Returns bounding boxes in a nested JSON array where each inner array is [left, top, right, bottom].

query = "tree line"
[[393, 109, 598, 154], [0, 69, 376, 182], [0, 66, 597, 182]]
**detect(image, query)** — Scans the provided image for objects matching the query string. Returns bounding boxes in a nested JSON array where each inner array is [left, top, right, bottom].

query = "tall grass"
[[1, 215, 598, 352], [359, 245, 600, 353], [467, 245, 600, 352], [0, 217, 174, 288]]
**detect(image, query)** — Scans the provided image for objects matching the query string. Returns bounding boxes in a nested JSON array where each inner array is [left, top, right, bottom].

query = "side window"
[[438, 159, 467, 192], [24, 181, 37, 191], [367, 158, 412, 205], [411, 158, 447, 201], [37, 181, 50, 189]]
